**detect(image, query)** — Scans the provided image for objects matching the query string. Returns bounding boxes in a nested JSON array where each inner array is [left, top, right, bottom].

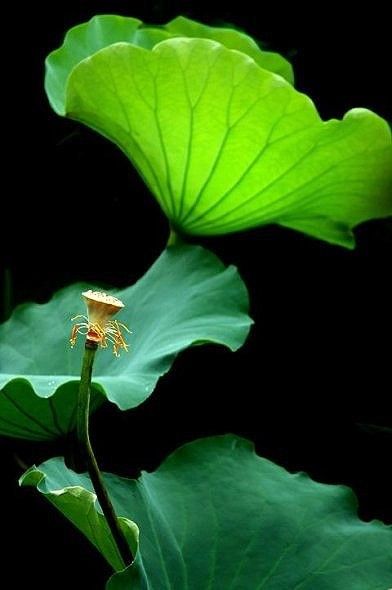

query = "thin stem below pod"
[[77, 340, 133, 568]]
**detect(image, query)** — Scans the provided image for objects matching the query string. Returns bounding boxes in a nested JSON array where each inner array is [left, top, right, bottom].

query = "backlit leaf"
[[46, 14, 292, 114], [63, 38, 392, 247]]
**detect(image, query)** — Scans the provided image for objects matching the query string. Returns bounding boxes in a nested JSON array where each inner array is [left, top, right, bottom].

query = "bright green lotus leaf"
[[0, 245, 251, 439], [21, 435, 392, 589], [46, 14, 292, 115], [46, 15, 170, 114], [63, 38, 391, 248], [165, 16, 293, 83]]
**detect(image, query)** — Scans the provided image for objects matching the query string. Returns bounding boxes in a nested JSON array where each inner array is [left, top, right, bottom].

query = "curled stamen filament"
[[70, 318, 131, 357]]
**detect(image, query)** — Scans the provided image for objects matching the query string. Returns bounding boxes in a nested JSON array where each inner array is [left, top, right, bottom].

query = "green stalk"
[[167, 227, 184, 246], [77, 341, 133, 568]]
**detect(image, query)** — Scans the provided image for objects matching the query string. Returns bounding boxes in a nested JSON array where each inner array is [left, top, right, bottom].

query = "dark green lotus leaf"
[[0, 379, 104, 441], [0, 245, 251, 439], [21, 459, 139, 572], [46, 14, 292, 115], [21, 435, 392, 589], [62, 38, 391, 248]]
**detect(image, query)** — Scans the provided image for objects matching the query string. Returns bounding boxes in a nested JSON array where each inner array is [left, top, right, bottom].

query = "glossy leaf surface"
[[0, 246, 251, 439]]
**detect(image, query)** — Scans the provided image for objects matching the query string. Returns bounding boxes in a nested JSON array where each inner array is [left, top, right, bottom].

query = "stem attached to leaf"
[[167, 227, 184, 246], [77, 340, 133, 568]]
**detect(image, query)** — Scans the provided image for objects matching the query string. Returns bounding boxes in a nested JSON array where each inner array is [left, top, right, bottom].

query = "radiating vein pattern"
[[64, 37, 392, 248]]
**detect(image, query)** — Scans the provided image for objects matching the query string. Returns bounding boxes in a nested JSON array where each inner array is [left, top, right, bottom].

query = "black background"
[[1, 1, 391, 587]]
